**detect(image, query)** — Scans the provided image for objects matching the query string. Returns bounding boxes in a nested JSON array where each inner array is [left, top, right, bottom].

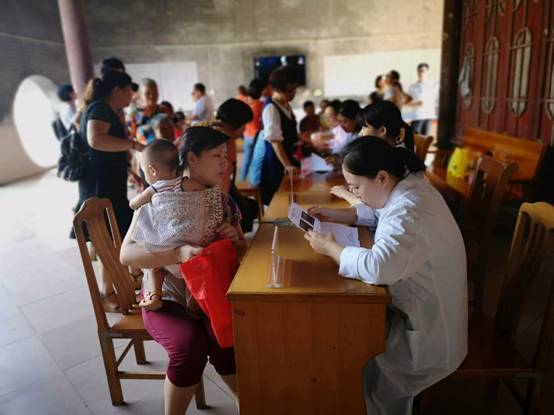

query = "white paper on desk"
[[301, 154, 333, 174], [317, 222, 360, 247], [288, 202, 360, 247]]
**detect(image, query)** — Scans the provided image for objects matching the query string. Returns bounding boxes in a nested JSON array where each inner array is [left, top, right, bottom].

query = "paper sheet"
[[288, 202, 360, 247], [301, 153, 334, 175]]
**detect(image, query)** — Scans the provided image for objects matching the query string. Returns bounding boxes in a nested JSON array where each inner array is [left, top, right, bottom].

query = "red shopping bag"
[[179, 238, 239, 348]]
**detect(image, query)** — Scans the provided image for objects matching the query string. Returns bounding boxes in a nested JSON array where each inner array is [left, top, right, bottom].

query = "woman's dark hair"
[[179, 126, 230, 168], [328, 99, 342, 114], [193, 83, 206, 93], [357, 101, 402, 140], [216, 98, 253, 129], [173, 111, 185, 123], [388, 70, 400, 81], [160, 100, 174, 111], [357, 101, 414, 151], [88, 70, 138, 102], [341, 136, 425, 179], [339, 99, 361, 121], [247, 79, 265, 100], [303, 100, 315, 110], [269, 66, 299, 92], [374, 75, 383, 89], [100, 57, 126, 74]]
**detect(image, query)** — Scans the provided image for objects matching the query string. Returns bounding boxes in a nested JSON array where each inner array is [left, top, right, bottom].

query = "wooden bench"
[[427, 128, 547, 201]]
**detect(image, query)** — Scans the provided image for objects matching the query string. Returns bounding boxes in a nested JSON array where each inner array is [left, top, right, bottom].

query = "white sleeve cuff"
[[354, 203, 377, 227], [339, 246, 367, 280]]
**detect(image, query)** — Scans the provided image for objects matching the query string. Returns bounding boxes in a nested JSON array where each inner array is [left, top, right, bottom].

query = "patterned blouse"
[[132, 184, 241, 307]]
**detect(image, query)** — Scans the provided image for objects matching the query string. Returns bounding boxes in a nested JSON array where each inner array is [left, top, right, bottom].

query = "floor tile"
[[39, 315, 102, 370], [0, 303, 35, 347], [0, 372, 90, 415], [0, 337, 61, 396], [20, 286, 93, 333]]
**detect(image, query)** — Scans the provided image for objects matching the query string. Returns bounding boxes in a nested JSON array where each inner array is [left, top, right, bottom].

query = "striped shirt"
[[151, 177, 183, 193]]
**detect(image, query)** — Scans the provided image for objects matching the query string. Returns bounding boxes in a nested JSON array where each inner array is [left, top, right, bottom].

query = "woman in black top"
[[74, 70, 144, 305]]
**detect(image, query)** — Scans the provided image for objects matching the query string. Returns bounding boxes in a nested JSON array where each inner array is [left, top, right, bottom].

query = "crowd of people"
[[56, 56, 464, 415]]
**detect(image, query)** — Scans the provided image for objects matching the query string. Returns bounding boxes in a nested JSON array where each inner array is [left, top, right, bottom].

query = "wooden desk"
[[264, 172, 348, 220], [278, 171, 345, 192], [228, 224, 389, 414], [264, 191, 350, 221]]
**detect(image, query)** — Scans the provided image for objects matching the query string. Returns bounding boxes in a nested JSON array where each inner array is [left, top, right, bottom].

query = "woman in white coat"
[[305, 137, 468, 415]]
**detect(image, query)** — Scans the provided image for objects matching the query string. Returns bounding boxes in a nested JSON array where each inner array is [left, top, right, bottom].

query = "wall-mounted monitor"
[[254, 55, 306, 86]]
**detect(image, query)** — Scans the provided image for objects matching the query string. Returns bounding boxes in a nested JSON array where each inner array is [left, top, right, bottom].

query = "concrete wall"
[[0, 0, 69, 121], [0, 0, 70, 183], [86, 0, 444, 108]]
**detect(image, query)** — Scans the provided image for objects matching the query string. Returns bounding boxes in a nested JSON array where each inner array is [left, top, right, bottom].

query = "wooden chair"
[[236, 180, 264, 222], [73, 198, 207, 408], [463, 156, 518, 316], [419, 202, 554, 414], [414, 134, 434, 162]]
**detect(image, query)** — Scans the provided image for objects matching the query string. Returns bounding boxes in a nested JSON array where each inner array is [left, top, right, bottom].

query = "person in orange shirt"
[[239, 79, 265, 181]]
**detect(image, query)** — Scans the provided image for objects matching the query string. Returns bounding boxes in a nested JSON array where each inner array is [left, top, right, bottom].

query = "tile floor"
[[0, 170, 238, 414], [0, 169, 544, 414]]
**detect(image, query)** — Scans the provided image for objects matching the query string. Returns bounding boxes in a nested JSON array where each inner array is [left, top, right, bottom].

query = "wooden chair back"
[[73, 198, 137, 320], [464, 156, 518, 315], [73, 197, 207, 408], [495, 203, 554, 354], [414, 134, 433, 162]]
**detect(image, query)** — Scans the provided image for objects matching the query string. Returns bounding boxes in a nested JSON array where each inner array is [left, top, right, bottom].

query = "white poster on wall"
[[125, 62, 198, 112], [324, 48, 441, 99]]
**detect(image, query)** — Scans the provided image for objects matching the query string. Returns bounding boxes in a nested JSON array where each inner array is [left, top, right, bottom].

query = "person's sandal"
[[139, 290, 163, 311], [100, 292, 120, 313]]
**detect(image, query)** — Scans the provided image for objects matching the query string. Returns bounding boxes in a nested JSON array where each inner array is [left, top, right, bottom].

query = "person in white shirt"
[[258, 65, 301, 204], [304, 137, 468, 415], [190, 82, 215, 125], [405, 63, 439, 136]]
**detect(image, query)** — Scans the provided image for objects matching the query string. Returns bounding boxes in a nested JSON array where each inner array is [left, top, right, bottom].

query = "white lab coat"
[[339, 173, 468, 415]]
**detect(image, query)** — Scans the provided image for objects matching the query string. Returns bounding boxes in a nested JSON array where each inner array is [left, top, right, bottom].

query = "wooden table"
[[264, 171, 349, 220], [228, 224, 390, 414]]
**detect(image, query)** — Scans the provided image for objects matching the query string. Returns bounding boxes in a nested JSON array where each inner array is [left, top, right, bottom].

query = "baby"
[[129, 139, 225, 316]]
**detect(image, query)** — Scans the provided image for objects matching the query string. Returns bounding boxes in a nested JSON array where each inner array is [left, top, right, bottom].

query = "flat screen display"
[[254, 55, 306, 86]]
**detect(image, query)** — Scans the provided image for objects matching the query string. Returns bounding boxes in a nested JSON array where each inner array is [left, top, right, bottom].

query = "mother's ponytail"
[[341, 136, 425, 179]]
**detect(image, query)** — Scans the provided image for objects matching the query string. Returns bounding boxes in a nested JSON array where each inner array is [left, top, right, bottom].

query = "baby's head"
[[141, 139, 180, 185]]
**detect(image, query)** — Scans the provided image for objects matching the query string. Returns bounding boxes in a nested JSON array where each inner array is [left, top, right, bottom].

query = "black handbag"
[[57, 126, 91, 182]]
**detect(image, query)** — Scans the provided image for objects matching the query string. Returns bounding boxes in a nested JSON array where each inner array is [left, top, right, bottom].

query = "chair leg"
[[484, 379, 500, 413], [133, 339, 147, 365], [99, 333, 125, 405], [255, 189, 263, 222], [194, 377, 208, 409], [523, 378, 541, 415]]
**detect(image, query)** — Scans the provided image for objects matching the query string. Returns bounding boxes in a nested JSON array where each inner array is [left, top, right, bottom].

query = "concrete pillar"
[[57, 0, 94, 100]]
